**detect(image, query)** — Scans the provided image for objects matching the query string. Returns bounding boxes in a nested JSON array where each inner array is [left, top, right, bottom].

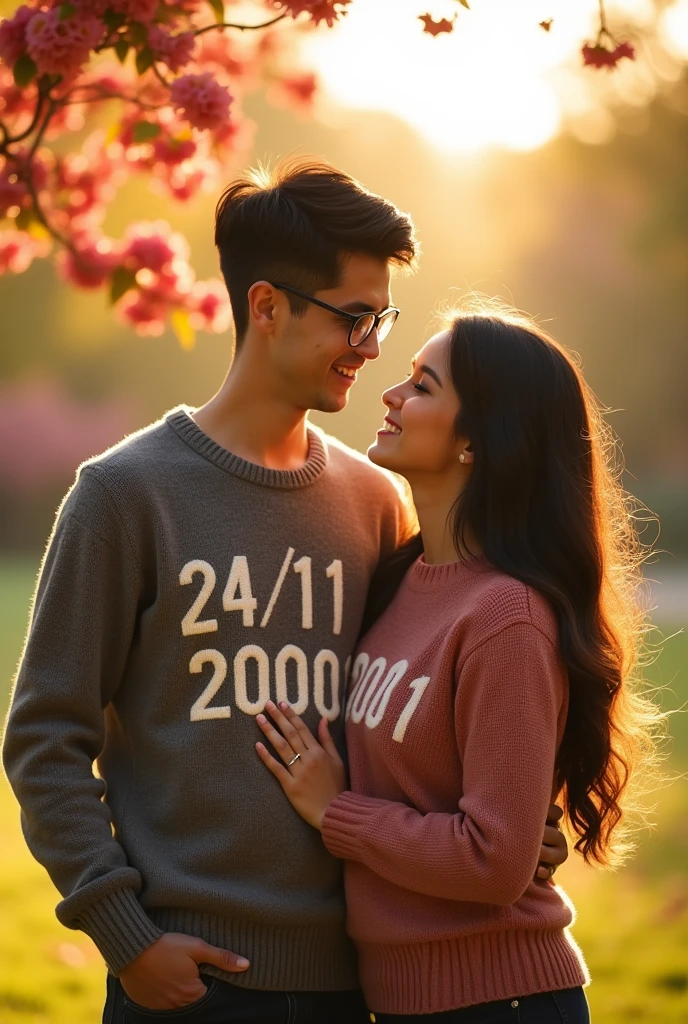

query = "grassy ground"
[[1, 556, 687, 1023]]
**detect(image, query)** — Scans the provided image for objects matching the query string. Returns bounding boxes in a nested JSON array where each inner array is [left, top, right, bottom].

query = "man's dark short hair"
[[214, 156, 418, 346]]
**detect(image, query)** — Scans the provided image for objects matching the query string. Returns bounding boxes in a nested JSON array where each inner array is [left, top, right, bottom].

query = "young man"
[[2, 159, 568, 1024]]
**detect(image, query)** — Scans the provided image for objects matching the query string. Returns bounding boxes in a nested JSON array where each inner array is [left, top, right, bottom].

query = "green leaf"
[[129, 21, 148, 45], [110, 266, 138, 305], [171, 309, 196, 351], [13, 54, 37, 89], [58, 3, 76, 19], [132, 121, 161, 143], [135, 47, 154, 75], [208, 0, 225, 26], [103, 9, 127, 29], [115, 39, 130, 63]]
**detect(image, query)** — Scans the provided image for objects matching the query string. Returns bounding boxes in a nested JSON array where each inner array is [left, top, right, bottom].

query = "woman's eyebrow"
[[418, 364, 443, 388]]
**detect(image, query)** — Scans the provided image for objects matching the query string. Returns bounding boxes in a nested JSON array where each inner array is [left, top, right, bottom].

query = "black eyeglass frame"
[[269, 282, 400, 348]]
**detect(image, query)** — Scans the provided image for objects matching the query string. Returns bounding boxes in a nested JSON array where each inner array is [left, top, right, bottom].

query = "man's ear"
[[247, 281, 282, 337]]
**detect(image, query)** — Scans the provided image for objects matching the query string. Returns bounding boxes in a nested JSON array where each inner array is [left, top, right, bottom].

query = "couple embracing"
[[3, 158, 653, 1023]]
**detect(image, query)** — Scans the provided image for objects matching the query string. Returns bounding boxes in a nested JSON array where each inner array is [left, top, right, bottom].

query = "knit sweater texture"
[[321, 554, 589, 1014], [2, 407, 406, 992]]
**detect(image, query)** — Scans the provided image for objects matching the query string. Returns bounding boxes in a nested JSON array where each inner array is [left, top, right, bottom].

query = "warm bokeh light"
[[303, 0, 685, 154], [661, 0, 688, 57]]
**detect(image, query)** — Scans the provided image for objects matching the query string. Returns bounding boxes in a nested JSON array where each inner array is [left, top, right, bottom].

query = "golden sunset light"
[[303, 0, 685, 153]]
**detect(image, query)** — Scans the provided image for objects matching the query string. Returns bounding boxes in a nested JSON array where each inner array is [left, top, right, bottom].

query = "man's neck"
[[191, 361, 310, 472]]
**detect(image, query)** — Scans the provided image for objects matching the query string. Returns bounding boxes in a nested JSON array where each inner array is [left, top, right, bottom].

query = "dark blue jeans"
[[374, 987, 590, 1023], [103, 972, 371, 1023]]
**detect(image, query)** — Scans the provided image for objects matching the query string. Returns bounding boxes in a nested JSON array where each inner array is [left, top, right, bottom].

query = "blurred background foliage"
[[1, 63, 687, 561]]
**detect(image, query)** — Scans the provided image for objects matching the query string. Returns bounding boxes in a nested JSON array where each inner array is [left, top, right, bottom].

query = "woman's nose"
[[382, 384, 403, 409]]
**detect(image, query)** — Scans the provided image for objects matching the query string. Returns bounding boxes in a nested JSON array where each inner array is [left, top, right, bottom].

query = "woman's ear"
[[458, 442, 474, 465]]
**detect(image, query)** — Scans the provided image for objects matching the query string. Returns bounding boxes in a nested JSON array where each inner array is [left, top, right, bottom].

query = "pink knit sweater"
[[321, 555, 589, 1015]]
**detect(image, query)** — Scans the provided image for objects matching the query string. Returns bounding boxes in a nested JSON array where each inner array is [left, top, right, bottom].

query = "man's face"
[[270, 254, 393, 414]]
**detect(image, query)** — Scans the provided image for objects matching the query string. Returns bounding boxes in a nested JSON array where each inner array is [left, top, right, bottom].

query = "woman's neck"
[[408, 476, 481, 566]]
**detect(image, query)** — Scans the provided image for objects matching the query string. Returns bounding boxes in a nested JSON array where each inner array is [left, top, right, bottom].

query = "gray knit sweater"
[[2, 408, 404, 991]]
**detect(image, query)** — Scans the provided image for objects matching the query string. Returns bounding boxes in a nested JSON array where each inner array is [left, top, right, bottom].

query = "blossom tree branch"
[[0, 0, 644, 344]]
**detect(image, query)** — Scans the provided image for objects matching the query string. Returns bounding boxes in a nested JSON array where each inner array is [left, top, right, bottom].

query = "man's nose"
[[356, 328, 381, 361]]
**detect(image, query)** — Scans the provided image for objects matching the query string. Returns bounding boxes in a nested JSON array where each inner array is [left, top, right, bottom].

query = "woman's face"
[[368, 330, 466, 478]]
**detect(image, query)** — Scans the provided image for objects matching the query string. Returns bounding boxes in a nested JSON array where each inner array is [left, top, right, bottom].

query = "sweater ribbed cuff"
[[74, 888, 164, 975], [322, 791, 387, 862]]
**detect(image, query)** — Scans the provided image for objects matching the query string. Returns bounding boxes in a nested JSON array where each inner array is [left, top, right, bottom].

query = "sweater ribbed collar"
[[165, 407, 329, 490], [406, 552, 491, 592]]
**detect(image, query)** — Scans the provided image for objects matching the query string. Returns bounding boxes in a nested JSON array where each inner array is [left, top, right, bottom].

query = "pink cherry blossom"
[[0, 63, 36, 120], [56, 234, 121, 288], [109, 0, 159, 25], [0, 229, 51, 274], [582, 39, 636, 69], [140, 257, 195, 305], [117, 291, 168, 335], [169, 72, 232, 131], [25, 8, 105, 77], [152, 133, 197, 167], [272, 0, 352, 28], [148, 26, 196, 73], [161, 164, 208, 202], [271, 71, 318, 113], [0, 163, 28, 217], [126, 234, 176, 272], [188, 278, 232, 333], [69, 0, 111, 17], [56, 149, 117, 220], [194, 32, 253, 85], [3, 147, 52, 205], [0, 5, 36, 67], [122, 220, 189, 273]]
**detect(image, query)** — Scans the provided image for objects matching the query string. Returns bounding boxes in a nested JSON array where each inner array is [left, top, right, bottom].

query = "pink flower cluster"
[[0, 147, 51, 217], [0, 5, 34, 66], [0, 0, 341, 340], [109, 0, 158, 24], [273, 0, 352, 28], [582, 40, 635, 69], [57, 233, 120, 287], [114, 219, 232, 337], [148, 25, 197, 73], [270, 71, 318, 113], [0, 163, 27, 217], [25, 7, 105, 77], [169, 71, 232, 131], [0, 228, 51, 273]]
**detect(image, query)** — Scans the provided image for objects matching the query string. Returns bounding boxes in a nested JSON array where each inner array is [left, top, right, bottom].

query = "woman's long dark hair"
[[364, 302, 664, 868]]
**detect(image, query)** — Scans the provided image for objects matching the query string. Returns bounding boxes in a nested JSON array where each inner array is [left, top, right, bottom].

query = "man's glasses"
[[270, 282, 400, 349]]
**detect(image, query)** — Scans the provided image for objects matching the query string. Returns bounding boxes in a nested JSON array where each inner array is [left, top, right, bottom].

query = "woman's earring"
[[459, 453, 465, 463]]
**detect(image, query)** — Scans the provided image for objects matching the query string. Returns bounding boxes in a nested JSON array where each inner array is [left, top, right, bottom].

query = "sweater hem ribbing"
[[357, 928, 589, 1015], [322, 790, 385, 862], [146, 908, 360, 991], [74, 887, 165, 976]]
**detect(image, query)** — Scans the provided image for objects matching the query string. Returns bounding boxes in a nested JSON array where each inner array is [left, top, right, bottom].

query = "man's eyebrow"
[[339, 300, 391, 314]]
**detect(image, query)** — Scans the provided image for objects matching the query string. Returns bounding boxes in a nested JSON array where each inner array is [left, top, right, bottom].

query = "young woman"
[[254, 306, 660, 1022]]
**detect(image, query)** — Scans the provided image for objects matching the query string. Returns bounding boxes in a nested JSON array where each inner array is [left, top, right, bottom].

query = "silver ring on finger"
[[287, 753, 301, 768]]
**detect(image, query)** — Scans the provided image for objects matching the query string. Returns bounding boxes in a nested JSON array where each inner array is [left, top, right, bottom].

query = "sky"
[[301, 0, 688, 153]]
